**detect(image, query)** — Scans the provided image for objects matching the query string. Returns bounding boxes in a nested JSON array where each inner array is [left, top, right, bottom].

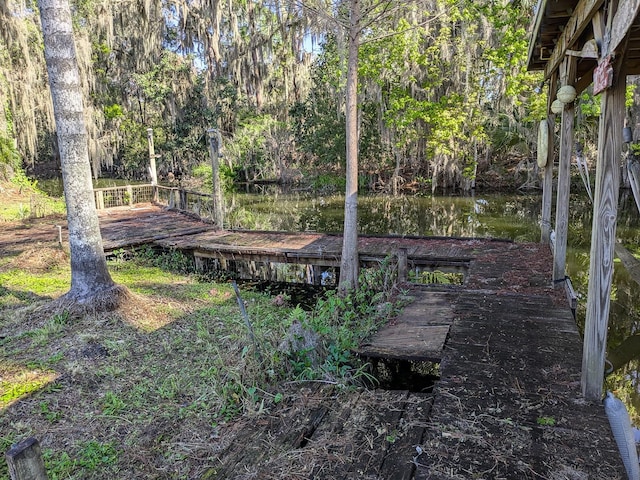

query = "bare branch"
[[293, 0, 349, 30], [360, 11, 447, 45]]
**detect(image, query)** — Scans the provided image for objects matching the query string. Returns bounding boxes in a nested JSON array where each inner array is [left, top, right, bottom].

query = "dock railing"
[[155, 185, 216, 220], [93, 184, 155, 209], [94, 184, 218, 223]]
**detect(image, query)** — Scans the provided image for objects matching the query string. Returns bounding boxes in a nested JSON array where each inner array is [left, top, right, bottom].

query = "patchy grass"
[[0, 365, 58, 409], [0, 179, 65, 222], [0, 235, 400, 479], [0, 259, 294, 478]]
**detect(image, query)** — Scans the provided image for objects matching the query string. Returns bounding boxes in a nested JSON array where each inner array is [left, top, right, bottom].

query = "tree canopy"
[[0, 0, 547, 193]]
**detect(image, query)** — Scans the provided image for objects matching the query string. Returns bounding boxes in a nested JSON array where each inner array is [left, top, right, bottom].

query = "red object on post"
[[593, 56, 614, 94]]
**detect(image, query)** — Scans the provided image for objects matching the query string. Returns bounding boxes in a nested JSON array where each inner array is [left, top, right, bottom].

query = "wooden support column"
[[541, 73, 558, 245], [582, 60, 627, 401], [207, 128, 224, 228], [397, 247, 408, 283], [553, 58, 577, 282], [147, 128, 158, 186]]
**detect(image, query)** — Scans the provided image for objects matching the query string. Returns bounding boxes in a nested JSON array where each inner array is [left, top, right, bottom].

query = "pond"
[[39, 179, 640, 419], [223, 186, 640, 421]]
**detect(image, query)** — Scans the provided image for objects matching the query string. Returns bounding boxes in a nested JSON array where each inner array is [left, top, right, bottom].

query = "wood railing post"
[[95, 190, 104, 210], [6, 437, 48, 480], [126, 185, 133, 207], [207, 128, 224, 228], [582, 60, 626, 401], [397, 247, 408, 283], [552, 57, 576, 283], [147, 128, 158, 186]]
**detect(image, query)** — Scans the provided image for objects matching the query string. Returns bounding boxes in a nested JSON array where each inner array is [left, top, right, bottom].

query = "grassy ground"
[[0, 181, 399, 479], [0, 176, 65, 221]]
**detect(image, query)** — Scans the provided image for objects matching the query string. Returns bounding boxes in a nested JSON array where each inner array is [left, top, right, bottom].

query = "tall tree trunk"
[[39, 0, 124, 308], [339, 0, 360, 292]]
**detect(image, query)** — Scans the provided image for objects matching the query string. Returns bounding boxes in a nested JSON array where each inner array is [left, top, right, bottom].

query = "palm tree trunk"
[[39, 0, 122, 308]]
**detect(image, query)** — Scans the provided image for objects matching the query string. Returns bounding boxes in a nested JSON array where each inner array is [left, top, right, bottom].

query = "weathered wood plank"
[[358, 325, 450, 362], [609, 0, 640, 55], [340, 390, 410, 479], [526, 0, 547, 68], [615, 242, 640, 285], [5, 438, 48, 480], [543, 0, 605, 80], [378, 393, 433, 480], [396, 292, 456, 325], [553, 57, 577, 282], [581, 59, 627, 400]]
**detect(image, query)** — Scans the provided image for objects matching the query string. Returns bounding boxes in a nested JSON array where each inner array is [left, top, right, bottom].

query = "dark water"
[[39, 178, 640, 418], [225, 187, 640, 420]]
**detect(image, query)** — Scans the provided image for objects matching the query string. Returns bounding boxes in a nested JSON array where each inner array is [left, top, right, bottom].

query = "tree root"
[[36, 284, 133, 319]]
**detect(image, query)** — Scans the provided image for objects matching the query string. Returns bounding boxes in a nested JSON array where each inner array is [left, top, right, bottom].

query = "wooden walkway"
[[94, 205, 625, 479]]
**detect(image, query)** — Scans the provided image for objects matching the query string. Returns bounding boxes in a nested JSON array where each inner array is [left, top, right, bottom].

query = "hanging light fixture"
[[551, 99, 564, 114], [557, 85, 577, 104]]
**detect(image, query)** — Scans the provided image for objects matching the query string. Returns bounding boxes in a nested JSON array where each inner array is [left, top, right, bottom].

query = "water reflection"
[[227, 192, 545, 240], [39, 179, 640, 419], [227, 190, 640, 420]]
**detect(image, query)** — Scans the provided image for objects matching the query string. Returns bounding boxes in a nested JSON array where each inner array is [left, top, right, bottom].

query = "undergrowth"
[[0, 244, 402, 479]]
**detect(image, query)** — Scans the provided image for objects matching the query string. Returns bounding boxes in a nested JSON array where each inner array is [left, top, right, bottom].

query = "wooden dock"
[[93, 205, 624, 478]]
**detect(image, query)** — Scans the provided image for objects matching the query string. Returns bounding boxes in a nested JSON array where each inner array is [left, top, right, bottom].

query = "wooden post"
[[582, 60, 627, 401], [194, 254, 204, 272], [179, 189, 187, 211], [6, 437, 48, 480], [95, 190, 104, 210], [541, 73, 557, 245], [147, 128, 158, 187], [397, 248, 408, 283], [126, 185, 133, 207], [207, 128, 224, 228], [552, 58, 577, 283]]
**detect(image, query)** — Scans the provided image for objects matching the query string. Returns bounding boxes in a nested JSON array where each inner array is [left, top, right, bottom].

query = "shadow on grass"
[[0, 285, 52, 302]]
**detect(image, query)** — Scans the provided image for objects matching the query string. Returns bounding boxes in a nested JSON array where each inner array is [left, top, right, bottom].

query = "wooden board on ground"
[[203, 386, 435, 480], [357, 291, 455, 362], [358, 325, 450, 362]]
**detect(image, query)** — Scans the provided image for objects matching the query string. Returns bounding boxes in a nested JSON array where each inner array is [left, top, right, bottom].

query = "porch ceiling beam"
[[544, 0, 604, 80], [527, 0, 547, 69]]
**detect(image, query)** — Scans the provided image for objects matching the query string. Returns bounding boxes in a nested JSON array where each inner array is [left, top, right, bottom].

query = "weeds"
[[43, 441, 119, 479], [409, 269, 464, 285], [0, 244, 402, 479], [280, 257, 402, 386]]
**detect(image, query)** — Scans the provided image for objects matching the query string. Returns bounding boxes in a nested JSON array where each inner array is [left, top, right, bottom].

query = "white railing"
[[93, 184, 155, 209], [94, 184, 218, 223]]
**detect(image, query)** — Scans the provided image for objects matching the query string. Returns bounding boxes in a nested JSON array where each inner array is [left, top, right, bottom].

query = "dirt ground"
[[0, 185, 625, 479]]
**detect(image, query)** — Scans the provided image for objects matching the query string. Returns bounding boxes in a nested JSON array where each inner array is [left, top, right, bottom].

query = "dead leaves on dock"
[[205, 385, 434, 480]]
